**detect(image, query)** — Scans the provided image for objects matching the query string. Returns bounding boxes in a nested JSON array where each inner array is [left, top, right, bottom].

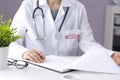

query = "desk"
[[0, 57, 120, 80]]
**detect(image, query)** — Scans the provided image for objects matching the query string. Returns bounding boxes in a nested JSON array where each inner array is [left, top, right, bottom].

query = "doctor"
[[9, 0, 120, 65]]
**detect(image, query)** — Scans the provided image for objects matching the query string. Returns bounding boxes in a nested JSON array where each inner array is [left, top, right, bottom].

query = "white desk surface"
[[0, 57, 120, 80]]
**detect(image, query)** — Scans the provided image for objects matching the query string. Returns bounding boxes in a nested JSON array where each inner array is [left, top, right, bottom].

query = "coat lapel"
[[55, 0, 72, 24], [55, 6, 65, 24], [38, 0, 72, 27], [38, 0, 56, 27], [44, 7, 55, 27]]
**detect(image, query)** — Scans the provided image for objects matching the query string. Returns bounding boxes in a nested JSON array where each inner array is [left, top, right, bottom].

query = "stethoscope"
[[32, 0, 69, 40]]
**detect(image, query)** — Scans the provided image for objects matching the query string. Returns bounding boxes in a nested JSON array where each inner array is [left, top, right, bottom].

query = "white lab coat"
[[9, 0, 114, 59]]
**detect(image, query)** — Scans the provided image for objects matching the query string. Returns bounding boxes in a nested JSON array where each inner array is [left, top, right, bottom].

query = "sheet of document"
[[25, 46, 120, 74], [25, 55, 73, 72], [68, 46, 120, 74]]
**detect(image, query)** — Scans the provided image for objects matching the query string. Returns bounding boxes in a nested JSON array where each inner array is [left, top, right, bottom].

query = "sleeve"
[[79, 6, 115, 56], [8, 0, 33, 59]]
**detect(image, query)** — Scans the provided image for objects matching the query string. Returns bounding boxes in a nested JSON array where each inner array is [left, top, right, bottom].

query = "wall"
[[0, 0, 113, 45], [79, 0, 113, 45], [0, 0, 22, 20]]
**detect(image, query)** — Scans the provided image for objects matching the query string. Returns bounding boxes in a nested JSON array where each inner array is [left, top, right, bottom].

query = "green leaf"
[[0, 14, 21, 47]]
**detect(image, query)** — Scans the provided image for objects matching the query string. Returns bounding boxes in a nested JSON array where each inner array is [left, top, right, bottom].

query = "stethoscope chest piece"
[[55, 32, 62, 40], [54, 7, 69, 40]]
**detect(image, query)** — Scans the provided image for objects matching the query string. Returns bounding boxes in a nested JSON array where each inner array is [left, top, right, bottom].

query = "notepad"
[[25, 47, 120, 74]]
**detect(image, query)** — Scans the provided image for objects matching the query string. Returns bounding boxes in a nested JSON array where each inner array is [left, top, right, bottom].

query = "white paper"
[[25, 55, 73, 72], [67, 47, 120, 74], [25, 47, 120, 74]]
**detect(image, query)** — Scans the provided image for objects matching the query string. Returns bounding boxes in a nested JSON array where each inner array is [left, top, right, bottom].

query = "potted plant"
[[0, 15, 21, 69]]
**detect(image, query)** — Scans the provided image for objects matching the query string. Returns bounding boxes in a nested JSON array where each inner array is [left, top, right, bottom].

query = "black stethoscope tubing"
[[32, 0, 69, 39], [58, 7, 69, 32], [32, 0, 44, 18]]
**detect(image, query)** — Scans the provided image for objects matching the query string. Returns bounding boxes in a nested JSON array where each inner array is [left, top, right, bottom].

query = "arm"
[[78, 5, 120, 65], [9, 0, 31, 59], [9, 0, 45, 62]]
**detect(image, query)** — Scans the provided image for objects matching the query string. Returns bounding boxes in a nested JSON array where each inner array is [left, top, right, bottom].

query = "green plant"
[[0, 15, 21, 47]]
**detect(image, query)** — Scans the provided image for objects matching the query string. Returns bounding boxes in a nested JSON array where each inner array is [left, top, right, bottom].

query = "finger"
[[27, 52, 40, 63], [24, 54, 36, 63], [33, 52, 44, 63], [116, 56, 120, 66], [29, 51, 43, 63], [33, 50, 46, 60], [23, 50, 38, 63], [111, 54, 118, 64], [118, 53, 120, 57], [34, 50, 45, 60]]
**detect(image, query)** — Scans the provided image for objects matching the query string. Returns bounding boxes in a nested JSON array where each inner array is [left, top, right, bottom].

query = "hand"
[[22, 50, 46, 63], [111, 52, 120, 66]]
